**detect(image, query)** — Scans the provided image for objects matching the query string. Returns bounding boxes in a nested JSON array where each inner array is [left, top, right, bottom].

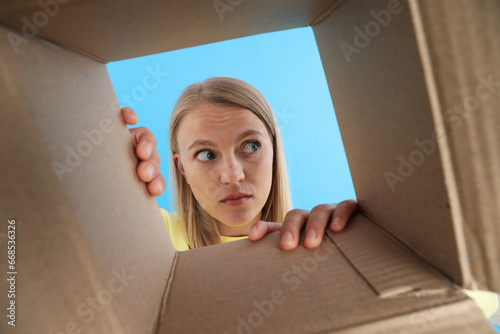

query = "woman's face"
[[174, 103, 274, 237]]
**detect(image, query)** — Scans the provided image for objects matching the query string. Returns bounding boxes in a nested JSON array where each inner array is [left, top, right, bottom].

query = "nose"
[[219, 155, 245, 184]]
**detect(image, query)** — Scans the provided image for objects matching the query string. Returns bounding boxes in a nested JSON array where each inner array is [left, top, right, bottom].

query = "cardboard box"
[[0, 0, 498, 333]]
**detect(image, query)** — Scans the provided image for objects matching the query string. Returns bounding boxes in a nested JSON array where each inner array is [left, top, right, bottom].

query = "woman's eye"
[[243, 141, 260, 153], [196, 150, 216, 161]]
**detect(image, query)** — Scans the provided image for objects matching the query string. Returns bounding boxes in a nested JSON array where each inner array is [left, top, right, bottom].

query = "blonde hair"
[[169, 77, 292, 249]]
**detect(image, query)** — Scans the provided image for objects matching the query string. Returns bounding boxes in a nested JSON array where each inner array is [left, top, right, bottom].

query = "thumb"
[[248, 221, 282, 241]]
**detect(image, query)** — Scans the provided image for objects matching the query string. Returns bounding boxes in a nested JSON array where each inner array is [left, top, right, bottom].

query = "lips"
[[221, 193, 252, 207]]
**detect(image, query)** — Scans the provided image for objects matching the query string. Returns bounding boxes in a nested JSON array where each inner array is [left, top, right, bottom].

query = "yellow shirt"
[[464, 289, 499, 321], [160, 208, 248, 251], [159, 209, 499, 323]]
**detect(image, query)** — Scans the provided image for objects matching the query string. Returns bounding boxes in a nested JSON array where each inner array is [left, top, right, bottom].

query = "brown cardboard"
[[313, 0, 500, 292], [157, 214, 492, 333], [0, 25, 176, 333], [313, 0, 465, 286], [0, 0, 498, 333], [0, 0, 338, 62], [411, 0, 500, 293], [335, 298, 496, 334]]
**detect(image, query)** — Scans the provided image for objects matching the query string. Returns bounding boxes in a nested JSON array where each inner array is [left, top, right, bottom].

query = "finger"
[[248, 221, 282, 241], [130, 127, 157, 160], [304, 204, 336, 249], [146, 173, 166, 197], [330, 200, 359, 232], [280, 209, 310, 250], [137, 150, 161, 182], [121, 107, 138, 126]]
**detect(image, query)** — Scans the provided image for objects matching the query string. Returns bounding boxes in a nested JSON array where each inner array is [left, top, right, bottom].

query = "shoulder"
[[160, 209, 190, 251], [159, 209, 249, 250]]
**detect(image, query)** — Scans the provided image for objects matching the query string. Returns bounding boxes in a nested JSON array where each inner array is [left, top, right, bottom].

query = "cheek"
[[249, 150, 274, 193], [184, 164, 219, 198], [264, 153, 274, 187]]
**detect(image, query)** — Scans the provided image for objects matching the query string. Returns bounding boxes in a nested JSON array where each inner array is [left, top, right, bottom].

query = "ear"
[[173, 153, 189, 184]]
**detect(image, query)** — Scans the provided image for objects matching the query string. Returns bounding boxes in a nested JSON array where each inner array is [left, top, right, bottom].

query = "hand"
[[248, 200, 359, 250], [121, 107, 165, 196]]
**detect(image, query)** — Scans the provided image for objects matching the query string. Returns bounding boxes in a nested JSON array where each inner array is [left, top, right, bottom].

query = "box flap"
[[156, 214, 492, 333], [409, 0, 500, 293], [0, 0, 340, 62], [334, 298, 496, 334], [312, 0, 499, 292], [0, 26, 175, 333], [326, 218, 450, 298]]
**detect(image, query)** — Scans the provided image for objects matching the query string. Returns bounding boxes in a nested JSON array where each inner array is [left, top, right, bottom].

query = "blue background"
[[107, 27, 354, 212]]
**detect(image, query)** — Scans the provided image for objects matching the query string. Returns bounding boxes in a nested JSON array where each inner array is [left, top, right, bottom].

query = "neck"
[[217, 213, 262, 237]]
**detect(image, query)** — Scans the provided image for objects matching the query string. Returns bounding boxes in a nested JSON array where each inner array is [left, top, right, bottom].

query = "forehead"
[[178, 103, 270, 142]]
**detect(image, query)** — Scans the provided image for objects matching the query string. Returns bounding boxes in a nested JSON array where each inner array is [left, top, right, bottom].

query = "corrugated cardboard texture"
[[2, 0, 498, 293], [1, 0, 498, 333], [0, 0, 340, 62], [157, 214, 492, 333], [410, 0, 500, 292], [335, 298, 496, 334], [312, 0, 467, 286], [0, 26, 175, 333], [325, 218, 451, 298]]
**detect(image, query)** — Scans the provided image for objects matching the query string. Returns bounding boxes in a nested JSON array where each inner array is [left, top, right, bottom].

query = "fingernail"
[[154, 180, 164, 195], [306, 229, 317, 243], [249, 226, 256, 236], [280, 232, 293, 245], [144, 142, 153, 157], [145, 164, 155, 179], [331, 217, 342, 231]]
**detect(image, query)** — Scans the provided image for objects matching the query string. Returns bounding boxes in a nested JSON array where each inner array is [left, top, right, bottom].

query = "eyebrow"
[[187, 129, 265, 151]]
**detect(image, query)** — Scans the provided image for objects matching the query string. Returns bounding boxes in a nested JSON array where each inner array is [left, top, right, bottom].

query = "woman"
[[125, 77, 359, 251], [125, 78, 499, 320]]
